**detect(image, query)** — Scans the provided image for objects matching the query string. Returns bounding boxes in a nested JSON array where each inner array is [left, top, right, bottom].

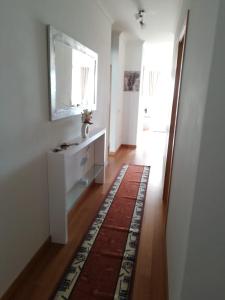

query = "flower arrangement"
[[81, 109, 93, 124]]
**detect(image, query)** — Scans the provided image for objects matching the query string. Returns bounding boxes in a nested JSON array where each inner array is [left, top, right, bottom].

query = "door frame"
[[163, 11, 190, 218], [108, 64, 112, 154]]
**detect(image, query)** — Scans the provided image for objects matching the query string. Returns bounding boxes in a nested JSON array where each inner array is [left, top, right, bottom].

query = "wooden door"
[[163, 12, 190, 215]]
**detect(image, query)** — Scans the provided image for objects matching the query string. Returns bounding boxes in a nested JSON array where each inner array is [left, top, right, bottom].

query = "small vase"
[[81, 123, 89, 138]]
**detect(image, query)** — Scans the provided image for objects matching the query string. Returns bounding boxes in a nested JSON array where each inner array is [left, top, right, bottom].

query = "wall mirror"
[[47, 25, 98, 121]]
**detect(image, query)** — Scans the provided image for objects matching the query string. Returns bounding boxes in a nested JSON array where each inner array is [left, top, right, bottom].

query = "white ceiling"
[[97, 0, 181, 43]]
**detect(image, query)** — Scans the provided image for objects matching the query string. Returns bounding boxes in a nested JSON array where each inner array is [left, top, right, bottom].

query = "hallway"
[[4, 131, 168, 300]]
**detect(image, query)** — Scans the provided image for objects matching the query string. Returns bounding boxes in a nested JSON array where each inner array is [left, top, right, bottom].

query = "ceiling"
[[97, 0, 181, 43]]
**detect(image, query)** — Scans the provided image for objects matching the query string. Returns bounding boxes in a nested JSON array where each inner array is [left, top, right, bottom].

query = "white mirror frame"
[[47, 25, 98, 121]]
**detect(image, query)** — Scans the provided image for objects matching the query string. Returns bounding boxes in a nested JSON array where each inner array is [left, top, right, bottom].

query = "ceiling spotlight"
[[136, 9, 146, 28], [139, 19, 145, 27]]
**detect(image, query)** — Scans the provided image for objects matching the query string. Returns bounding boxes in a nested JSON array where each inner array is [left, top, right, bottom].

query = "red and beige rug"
[[54, 164, 150, 300]]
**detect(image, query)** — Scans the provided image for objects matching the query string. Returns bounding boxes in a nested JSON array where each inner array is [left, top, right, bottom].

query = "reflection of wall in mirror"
[[71, 49, 95, 109], [55, 41, 73, 111]]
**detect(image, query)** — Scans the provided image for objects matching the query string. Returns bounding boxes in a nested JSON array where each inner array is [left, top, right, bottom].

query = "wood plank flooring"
[[2, 131, 168, 300]]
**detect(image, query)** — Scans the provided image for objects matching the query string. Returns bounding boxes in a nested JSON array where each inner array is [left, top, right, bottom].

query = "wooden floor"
[[3, 131, 168, 300]]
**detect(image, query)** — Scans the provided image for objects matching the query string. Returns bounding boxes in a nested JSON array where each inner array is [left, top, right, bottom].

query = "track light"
[[136, 9, 146, 28]]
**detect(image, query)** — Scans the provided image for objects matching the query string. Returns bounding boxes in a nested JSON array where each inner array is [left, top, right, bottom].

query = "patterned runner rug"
[[54, 164, 150, 300]]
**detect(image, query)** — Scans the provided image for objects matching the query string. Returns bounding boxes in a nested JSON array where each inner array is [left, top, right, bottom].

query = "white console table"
[[48, 127, 106, 244]]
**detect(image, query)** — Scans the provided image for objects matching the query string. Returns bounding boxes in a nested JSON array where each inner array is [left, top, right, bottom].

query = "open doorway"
[[137, 41, 175, 160]]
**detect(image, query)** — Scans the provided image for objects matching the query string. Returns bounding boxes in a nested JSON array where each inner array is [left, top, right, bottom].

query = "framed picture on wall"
[[124, 71, 140, 92]]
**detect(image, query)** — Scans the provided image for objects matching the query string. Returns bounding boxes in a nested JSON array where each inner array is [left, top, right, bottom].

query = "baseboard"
[[2, 237, 51, 300], [109, 144, 136, 156], [121, 144, 137, 149], [109, 144, 122, 156]]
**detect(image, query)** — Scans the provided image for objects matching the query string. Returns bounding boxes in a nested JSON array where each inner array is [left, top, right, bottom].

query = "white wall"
[[0, 0, 111, 296], [181, 1, 225, 298], [109, 31, 126, 152], [122, 40, 143, 145], [166, 0, 220, 299]]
